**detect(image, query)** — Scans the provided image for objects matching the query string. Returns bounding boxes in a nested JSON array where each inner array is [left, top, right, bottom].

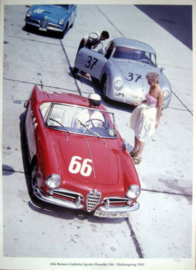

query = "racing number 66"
[[69, 156, 93, 177]]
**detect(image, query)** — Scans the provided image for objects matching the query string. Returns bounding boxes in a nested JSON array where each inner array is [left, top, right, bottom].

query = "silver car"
[[74, 38, 172, 109]]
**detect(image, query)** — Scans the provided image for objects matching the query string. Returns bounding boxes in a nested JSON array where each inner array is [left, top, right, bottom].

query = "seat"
[[48, 105, 69, 127], [71, 113, 79, 128]]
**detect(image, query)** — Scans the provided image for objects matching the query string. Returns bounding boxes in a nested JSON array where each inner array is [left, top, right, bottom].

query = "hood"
[[31, 5, 69, 21], [112, 60, 160, 92], [58, 135, 119, 185]]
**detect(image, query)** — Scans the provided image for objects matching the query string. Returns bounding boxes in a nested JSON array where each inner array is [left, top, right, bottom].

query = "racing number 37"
[[85, 56, 98, 70], [69, 156, 93, 177]]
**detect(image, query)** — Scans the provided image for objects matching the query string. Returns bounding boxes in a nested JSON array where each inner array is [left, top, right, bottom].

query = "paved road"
[[1, 3, 194, 270], [136, 5, 192, 50]]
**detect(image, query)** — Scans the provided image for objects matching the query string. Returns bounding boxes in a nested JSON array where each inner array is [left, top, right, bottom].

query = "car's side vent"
[[87, 189, 101, 212]]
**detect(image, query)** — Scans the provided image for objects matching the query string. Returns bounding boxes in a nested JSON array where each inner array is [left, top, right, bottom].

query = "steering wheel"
[[85, 119, 105, 128], [139, 59, 151, 65]]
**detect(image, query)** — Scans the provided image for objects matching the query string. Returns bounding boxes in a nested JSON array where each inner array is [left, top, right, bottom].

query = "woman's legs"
[[132, 136, 139, 153], [132, 136, 145, 164], [137, 140, 145, 158]]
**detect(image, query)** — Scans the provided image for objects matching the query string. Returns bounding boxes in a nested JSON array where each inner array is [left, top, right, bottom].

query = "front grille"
[[53, 188, 84, 202], [87, 189, 101, 212], [28, 19, 40, 25], [47, 23, 61, 29], [102, 197, 130, 204], [40, 17, 47, 28]]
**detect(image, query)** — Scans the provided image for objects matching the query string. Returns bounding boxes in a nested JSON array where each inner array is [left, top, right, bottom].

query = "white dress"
[[129, 93, 158, 142]]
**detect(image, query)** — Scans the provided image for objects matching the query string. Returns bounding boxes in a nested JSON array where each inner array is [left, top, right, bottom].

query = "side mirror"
[[24, 100, 28, 108]]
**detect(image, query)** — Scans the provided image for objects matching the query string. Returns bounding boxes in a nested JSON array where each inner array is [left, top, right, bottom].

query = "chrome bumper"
[[25, 21, 63, 32], [94, 202, 140, 218], [34, 188, 84, 209]]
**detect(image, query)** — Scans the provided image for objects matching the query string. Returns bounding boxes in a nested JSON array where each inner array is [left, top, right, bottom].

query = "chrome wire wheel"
[[31, 165, 38, 197]]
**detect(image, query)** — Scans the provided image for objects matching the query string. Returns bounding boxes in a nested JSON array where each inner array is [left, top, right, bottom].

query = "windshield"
[[54, 5, 70, 9], [40, 103, 117, 138], [113, 46, 156, 66]]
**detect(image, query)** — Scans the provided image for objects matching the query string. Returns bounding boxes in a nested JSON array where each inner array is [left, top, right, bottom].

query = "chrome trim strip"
[[26, 22, 40, 28], [53, 188, 83, 198], [47, 23, 60, 27], [26, 21, 40, 27], [47, 26, 63, 32], [101, 196, 130, 203], [34, 188, 84, 209], [97, 202, 140, 213]]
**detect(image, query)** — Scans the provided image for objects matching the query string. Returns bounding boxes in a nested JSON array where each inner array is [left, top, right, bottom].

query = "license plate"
[[94, 210, 130, 218], [39, 27, 47, 31]]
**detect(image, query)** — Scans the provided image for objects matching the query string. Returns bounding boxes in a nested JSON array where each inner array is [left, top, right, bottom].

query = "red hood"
[[58, 135, 119, 185]]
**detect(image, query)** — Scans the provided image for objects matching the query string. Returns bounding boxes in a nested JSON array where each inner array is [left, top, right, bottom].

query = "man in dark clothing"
[[72, 31, 109, 79]]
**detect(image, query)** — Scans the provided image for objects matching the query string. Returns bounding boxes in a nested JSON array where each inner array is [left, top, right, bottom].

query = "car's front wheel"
[[25, 23, 31, 32], [70, 15, 76, 28], [30, 164, 38, 200], [59, 23, 69, 39]]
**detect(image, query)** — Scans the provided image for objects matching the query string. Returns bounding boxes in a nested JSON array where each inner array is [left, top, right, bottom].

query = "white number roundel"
[[69, 156, 93, 177]]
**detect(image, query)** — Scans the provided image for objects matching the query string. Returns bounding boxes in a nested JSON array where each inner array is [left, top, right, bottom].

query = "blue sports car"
[[25, 5, 77, 38]]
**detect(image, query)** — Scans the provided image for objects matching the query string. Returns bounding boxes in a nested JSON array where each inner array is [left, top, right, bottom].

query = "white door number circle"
[[69, 156, 92, 177]]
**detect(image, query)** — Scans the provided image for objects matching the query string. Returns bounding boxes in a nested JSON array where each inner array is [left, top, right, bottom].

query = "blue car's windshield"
[[54, 5, 69, 9]]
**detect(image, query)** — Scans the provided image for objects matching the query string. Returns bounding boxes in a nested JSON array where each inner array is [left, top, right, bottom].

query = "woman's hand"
[[134, 101, 142, 107]]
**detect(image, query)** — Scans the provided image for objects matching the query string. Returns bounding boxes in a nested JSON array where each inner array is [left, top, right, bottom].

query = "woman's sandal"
[[133, 156, 142, 165], [130, 151, 138, 157]]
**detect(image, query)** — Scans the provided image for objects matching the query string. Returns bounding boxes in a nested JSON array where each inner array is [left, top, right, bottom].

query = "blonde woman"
[[129, 72, 164, 165]]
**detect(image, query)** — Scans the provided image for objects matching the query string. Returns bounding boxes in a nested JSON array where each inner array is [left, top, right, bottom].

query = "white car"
[[74, 38, 172, 109]]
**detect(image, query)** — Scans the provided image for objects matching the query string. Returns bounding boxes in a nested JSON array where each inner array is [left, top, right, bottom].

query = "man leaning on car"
[[72, 31, 109, 79]]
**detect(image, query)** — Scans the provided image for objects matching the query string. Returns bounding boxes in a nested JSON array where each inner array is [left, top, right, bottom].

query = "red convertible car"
[[24, 85, 141, 218]]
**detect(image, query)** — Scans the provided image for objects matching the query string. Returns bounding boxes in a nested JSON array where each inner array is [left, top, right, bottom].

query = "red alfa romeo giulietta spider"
[[24, 85, 141, 218]]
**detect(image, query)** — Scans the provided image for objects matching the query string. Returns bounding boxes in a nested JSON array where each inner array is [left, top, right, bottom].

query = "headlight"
[[113, 79, 124, 91], [26, 11, 32, 17], [126, 185, 141, 199], [163, 89, 170, 100], [45, 174, 61, 189], [59, 19, 65, 25]]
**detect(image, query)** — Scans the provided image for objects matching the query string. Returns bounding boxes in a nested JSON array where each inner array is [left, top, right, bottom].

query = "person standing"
[[72, 31, 109, 79], [128, 72, 164, 165]]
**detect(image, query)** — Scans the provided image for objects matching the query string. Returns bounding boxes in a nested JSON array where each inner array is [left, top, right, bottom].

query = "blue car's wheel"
[[59, 22, 69, 39], [70, 15, 76, 28]]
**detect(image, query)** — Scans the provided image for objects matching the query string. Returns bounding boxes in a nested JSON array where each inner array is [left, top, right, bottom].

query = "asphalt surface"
[[136, 5, 192, 50]]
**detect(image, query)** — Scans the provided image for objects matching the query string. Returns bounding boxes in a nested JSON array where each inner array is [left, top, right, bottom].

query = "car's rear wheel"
[[102, 76, 109, 102]]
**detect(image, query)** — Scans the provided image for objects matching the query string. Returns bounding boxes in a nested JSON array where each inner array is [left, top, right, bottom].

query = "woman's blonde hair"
[[146, 72, 160, 83]]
